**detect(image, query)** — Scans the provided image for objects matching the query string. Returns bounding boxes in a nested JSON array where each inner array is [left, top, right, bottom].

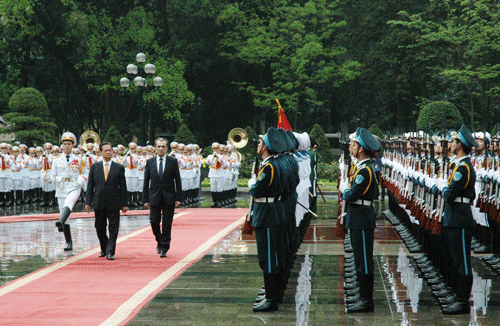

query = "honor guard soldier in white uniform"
[[11, 146, 23, 205], [228, 144, 240, 205], [206, 142, 225, 207], [41, 143, 54, 206], [123, 142, 140, 206], [34, 147, 44, 202], [19, 144, 30, 204], [0, 143, 13, 206], [50, 132, 89, 251], [193, 144, 202, 203], [27, 147, 38, 203], [136, 146, 146, 206], [169, 142, 179, 157]]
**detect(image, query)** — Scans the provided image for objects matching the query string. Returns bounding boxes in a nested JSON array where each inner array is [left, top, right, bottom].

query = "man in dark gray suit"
[[143, 138, 182, 258], [85, 142, 128, 260]]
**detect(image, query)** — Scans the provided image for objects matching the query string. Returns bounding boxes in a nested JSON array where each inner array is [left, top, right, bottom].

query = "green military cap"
[[277, 128, 292, 153], [454, 125, 478, 148], [264, 127, 282, 153], [354, 128, 380, 152], [285, 130, 298, 151]]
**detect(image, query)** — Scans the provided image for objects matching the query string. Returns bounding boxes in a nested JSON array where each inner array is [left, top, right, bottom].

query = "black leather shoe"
[[442, 301, 470, 315], [253, 298, 278, 312], [160, 250, 167, 258], [258, 287, 266, 296], [345, 287, 359, 296], [254, 294, 266, 303], [345, 293, 361, 304], [157, 246, 161, 254], [344, 282, 358, 290], [99, 252, 106, 257], [439, 294, 456, 305], [431, 283, 447, 291], [64, 242, 73, 251], [107, 254, 115, 260], [347, 299, 374, 313], [435, 288, 453, 298], [55, 221, 64, 232], [344, 271, 356, 278]]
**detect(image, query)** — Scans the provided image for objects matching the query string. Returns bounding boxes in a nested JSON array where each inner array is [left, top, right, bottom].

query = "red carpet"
[[0, 208, 246, 326]]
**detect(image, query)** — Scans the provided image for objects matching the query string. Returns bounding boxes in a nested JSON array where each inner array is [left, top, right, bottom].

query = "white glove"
[[76, 175, 86, 188], [248, 177, 257, 188], [55, 176, 63, 183], [339, 181, 349, 193], [437, 179, 447, 191]]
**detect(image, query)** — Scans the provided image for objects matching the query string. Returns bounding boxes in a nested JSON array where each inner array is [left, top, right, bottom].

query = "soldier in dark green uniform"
[[249, 128, 283, 312], [338, 127, 380, 313], [437, 125, 478, 315]]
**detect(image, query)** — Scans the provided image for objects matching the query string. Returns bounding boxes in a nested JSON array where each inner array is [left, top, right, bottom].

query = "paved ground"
[[0, 193, 499, 325]]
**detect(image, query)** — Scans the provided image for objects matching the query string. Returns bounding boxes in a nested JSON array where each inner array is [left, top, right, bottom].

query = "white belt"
[[255, 197, 275, 203], [453, 197, 471, 204], [352, 199, 372, 206]]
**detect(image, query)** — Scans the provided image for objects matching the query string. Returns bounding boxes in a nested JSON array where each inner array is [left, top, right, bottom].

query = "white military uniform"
[[50, 153, 89, 211]]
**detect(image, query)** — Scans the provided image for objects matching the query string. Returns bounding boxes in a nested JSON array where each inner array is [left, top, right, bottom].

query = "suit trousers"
[[150, 203, 175, 251], [95, 209, 120, 255]]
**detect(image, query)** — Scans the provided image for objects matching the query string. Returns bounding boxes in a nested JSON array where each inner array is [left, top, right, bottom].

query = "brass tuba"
[[228, 128, 248, 149], [80, 130, 100, 152]]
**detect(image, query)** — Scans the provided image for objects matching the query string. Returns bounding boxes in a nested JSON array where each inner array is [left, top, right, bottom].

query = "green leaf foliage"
[[310, 124, 333, 163], [416, 101, 463, 131], [103, 125, 126, 146], [174, 124, 197, 145], [2, 87, 56, 146]]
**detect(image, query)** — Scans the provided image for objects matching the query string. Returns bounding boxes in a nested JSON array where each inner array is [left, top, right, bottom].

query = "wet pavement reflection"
[[0, 215, 151, 286], [3, 193, 500, 325]]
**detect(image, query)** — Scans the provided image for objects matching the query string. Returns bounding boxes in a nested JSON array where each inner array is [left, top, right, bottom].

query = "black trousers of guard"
[[95, 209, 120, 255], [150, 202, 175, 252], [349, 228, 375, 275]]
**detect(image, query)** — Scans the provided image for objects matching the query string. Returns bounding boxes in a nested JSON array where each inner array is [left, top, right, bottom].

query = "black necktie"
[[159, 157, 164, 179], [66, 155, 70, 162]]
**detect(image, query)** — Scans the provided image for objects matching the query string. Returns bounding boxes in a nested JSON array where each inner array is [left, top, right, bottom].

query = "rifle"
[[335, 137, 350, 238], [241, 150, 260, 235]]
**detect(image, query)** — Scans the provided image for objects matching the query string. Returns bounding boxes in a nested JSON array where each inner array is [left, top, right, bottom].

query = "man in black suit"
[[143, 138, 182, 258], [85, 142, 128, 260]]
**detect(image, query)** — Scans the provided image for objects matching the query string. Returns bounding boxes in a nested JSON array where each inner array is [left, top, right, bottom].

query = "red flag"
[[276, 99, 292, 131]]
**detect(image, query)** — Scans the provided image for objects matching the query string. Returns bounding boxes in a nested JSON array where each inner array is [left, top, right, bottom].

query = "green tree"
[[388, 0, 500, 130], [416, 101, 463, 131], [103, 125, 126, 146], [174, 124, 196, 144], [2, 87, 57, 146], [368, 124, 384, 139], [310, 124, 333, 163], [217, 0, 361, 131]]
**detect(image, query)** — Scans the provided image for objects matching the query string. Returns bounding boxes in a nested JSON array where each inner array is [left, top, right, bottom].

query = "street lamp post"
[[120, 53, 163, 146]]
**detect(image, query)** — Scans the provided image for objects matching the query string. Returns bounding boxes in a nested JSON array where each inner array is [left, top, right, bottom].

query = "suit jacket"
[[85, 160, 128, 210], [143, 155, 182, 206]]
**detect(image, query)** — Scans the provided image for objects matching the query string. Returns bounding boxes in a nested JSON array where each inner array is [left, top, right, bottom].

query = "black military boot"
[[40, 191, 48, 206], [22, 190, 29, 204], [50, 191, 57, 206], [128, 192, 135, 207], [63, 224, 73, 251], [137, 192, 143, 206], [442, 273, 471, 315], [55, 206, 71, 232], [15, 190, 22, 205], [347, 273, 374, 313], [0, 192, 4, 206], [5, 191, 13, 206], [253, 272, 279, 312], [210, 192, 218, 208]]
